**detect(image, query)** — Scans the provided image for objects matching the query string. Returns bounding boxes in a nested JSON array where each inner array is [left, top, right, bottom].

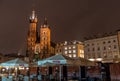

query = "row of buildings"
[[26, 10, 120, 64], [55, 30, 120, 63], [1, 10, 120, 64]]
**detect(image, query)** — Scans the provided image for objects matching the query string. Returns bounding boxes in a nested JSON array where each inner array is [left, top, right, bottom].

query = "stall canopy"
[[0, 58, 29, 67], [38, 54, 74, 66], [38, 54, 95, 66]]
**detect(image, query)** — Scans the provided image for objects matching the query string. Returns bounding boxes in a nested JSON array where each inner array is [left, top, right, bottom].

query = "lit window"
[[80, 50, 84, 53], [65, 51, 67, 54], [108, 46, 111, 50], [82, 50, 84, 53], [64, 47, 67, 50], [73, 50, 76, 53], [73, 54, 76, 57], [69, 47, 71, 49], [64, 41, 67, 45], [69, 54, 72, 57], [69, 50, 72, 53], [103, 52, 107, 58], [73, 46, 76, 49]]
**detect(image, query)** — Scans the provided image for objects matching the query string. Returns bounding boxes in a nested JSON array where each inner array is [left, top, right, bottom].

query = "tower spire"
[[29, 10, 38, 23], [44, 17, 48, 25], [32, 10, 35, 19]]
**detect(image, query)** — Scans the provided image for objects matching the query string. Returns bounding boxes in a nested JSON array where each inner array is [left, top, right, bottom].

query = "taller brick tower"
[[27, 10, 37, 62]]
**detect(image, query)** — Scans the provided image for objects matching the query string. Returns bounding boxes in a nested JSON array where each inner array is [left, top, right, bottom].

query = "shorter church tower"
[[40, 18, 51, 59]]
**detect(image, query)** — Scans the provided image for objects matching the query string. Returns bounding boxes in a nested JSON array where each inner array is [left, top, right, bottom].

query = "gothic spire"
[[44, 17, 48, 25], [29, 10, 38, 23]]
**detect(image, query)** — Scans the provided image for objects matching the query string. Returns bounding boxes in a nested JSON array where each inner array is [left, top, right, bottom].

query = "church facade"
[[27, 10, 55, 62]]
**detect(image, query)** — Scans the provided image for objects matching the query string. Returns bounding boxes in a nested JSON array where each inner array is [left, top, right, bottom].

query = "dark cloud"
[[0, 0, 120, 54]]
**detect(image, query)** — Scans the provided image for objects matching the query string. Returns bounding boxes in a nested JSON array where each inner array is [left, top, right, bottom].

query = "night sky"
[[0, 0, 120, 54]]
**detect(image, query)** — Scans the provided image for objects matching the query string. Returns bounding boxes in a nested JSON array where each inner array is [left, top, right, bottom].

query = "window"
[[82, 50, 84, 53], [92, 48, 94, 51], [73, 54, 76, 57], [65, 51, 67, 54], [56, 49, 58, 52], [92, 43, 94, 46], [103, 46, 106, 50], [113, 40, 116, 43], [69, 54, 72, 57], [73, 46, 76, 49], [64, 47, 67, 50], [114, 45, 117, 49], [97, 47, 100, 51], [103, 41, 106, 44], [69, 50, 72, 53], [108, 41, 111, 43], [108, 46, 111, 50], [69, 47, 71, 49], [97, 53, 101, 58], [59, 49, 61, 52], [80, 50, 84, 53], [73, 50, 76, 53], [103, 52, 107, 58]]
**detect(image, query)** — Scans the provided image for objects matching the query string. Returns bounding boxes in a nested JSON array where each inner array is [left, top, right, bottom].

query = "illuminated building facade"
[[55, 40, 84, 58], [84, 30, 120, 63], [27, 10, 55, 62]]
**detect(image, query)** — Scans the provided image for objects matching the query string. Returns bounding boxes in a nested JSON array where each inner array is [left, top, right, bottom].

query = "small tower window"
[[113, 40, 116, 43]]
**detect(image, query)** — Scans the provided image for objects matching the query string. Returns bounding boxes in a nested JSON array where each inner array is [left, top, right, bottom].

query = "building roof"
[[84, 31, 118, 41], [56, 40, 83, 46]]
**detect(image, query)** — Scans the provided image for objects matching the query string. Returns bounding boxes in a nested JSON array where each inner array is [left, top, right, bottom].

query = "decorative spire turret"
[[44, 17, 48, 25], [41, 17, 49, 28], [29, 10, 38, 23]]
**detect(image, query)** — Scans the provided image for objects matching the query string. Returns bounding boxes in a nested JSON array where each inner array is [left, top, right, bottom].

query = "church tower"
[[40, 18, 51, 59], [27, 10, 38, 62]]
